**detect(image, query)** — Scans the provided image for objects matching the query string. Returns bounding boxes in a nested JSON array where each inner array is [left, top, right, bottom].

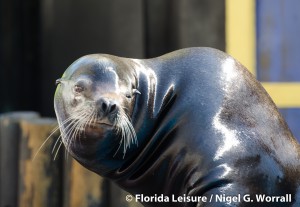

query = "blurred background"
[[0, 0, 299, 206]]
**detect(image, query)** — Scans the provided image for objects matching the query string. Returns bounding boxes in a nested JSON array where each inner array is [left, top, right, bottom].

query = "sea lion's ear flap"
[[55, 79, 62, 85], [133, 89, 141, 95], [56, 78, 66, 85], [132, 70, 141, 95]]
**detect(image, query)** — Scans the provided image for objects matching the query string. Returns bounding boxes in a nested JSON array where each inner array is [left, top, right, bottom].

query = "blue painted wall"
[[256, 0, 300, 140], [257, 0, 300, 82]]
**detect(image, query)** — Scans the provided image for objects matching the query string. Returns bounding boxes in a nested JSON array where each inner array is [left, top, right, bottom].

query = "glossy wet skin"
[[55, 48, 300, 206]]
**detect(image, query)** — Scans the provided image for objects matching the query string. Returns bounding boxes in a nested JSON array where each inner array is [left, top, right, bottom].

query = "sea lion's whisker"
[[32, 124, 61, 160], [126, 117, 137, 145], [81, 108, 97, 140], [112, 108, 137, 158], [34, 110, 85, 161], [59, 105, 93, 157], [121, 109, 137, 143], [63, 121, 80, 159], [62, 110, 90, 158], [65, 121, 84, 159], [52, 135, 62, 154], [59, 110, 87, 139], [34, 112, 85, 161], [87, 108, 96, 128], [66, 108, 95, 150], [113, 114, 124, 157], [61, 114, 85, 145], [74, 113, 92, 146], [66, 113, 89, 153], [53, 140, 63, 160]]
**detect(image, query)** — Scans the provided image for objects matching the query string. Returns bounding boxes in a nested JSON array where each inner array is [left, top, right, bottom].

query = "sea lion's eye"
[[74, 85, 84, 93], [126, 89, 141, 99], [126, 93, 132, 99]]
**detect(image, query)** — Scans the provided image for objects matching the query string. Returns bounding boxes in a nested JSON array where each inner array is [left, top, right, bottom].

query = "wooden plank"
[[63, 158, 107, 207], [62, 148, 142, 207], [0, 111, 40, 207], [18, 117, 62, 207]]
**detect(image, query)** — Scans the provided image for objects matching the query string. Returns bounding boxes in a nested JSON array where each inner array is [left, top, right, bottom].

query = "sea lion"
[[54, 47, 300, 207]]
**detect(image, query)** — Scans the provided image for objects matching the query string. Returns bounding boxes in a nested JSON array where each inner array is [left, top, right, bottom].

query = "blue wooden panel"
[[256, 0, 300, 141], [256, 0, 300, 82], [279, 109, 300, 141]]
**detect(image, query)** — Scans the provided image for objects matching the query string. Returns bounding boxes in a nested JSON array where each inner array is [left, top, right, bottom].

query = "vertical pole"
[[225, 0, 256, 75], [0, 112, 39, 207], [18, 117, 62, 207], [63, 158, 107, 207]]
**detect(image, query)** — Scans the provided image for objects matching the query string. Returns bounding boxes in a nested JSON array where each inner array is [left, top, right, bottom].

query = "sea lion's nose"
[[97, 98, 117, 116]]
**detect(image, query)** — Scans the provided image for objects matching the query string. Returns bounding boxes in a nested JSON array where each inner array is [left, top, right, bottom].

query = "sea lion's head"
[[54, 55, 140, 174]]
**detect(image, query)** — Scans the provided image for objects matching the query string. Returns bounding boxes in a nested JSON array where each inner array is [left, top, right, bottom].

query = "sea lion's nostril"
[[101, 102, 108, 113], [97, 98, 109, 115], [109, 104, 117, 114], [98, 98, 117, 115]]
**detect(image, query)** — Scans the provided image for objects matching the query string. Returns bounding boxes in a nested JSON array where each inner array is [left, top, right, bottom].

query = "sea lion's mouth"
[[97, 122, 113, 127], [99, 122, 113, 126], [89, 121, 114, 128], [83, 122, 114, 135]]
